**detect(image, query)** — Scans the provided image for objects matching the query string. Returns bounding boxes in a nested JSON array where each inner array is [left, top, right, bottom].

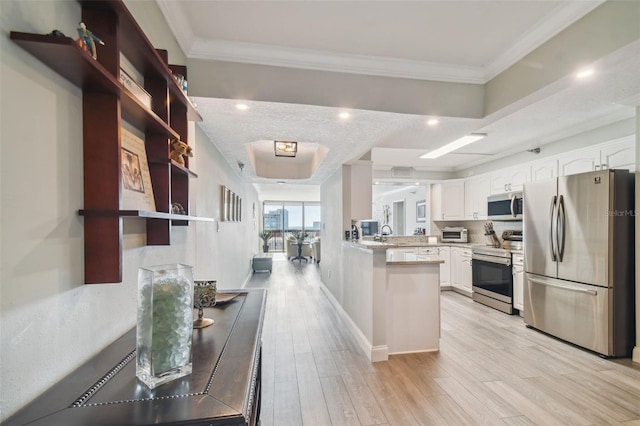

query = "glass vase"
[[136, 264, 194, 389]]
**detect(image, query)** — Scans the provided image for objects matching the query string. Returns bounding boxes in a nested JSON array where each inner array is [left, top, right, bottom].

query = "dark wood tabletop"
[[4, 289, 266, 426]]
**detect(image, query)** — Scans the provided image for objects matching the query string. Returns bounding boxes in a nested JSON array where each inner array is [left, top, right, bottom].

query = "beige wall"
[[0, 1, 258, 420], [485, 1, 640, 115], [187, 59, 484, 119], [319, 167, 346, 304]]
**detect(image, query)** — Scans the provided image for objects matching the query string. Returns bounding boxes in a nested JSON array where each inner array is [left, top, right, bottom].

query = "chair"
[[285, 236, 298, 260], [301, 241, 313, 260], [311, 238, 321, 263]]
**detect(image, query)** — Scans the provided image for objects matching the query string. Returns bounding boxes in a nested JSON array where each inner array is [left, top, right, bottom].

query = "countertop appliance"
[[472, 246, 514, 314], [441, 227, 468, 243], [488, 192, 523, 220], [524, 169, 635, 357], [358, 220, 379, 236]]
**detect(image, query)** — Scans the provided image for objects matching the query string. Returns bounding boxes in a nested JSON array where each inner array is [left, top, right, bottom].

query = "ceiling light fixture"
[[427, 118, 439, 126], [576, 68, 594, 79], [235, 103, 249, 110], [274, 140, 298, 157], [420, 133, 487, 159], [339, 112, 351, 119]]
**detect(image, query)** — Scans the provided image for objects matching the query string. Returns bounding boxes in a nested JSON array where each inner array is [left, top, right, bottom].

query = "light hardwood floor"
[[245, 254, 640, 426]]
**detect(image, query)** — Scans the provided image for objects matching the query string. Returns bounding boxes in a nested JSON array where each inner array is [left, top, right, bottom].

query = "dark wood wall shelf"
[[10, 0, 208, 284]]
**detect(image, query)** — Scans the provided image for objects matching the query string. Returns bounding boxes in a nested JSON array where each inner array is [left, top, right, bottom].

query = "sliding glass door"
[[262, 202, 320, 252]]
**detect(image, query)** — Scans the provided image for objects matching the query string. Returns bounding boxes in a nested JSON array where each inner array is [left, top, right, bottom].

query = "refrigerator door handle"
[[528, 276, 598, 296], [557, 195, 566, 262], [549, 195, 558, 261]]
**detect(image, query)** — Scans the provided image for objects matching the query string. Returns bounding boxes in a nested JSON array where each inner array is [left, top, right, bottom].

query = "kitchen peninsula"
[[323, 240, 443, 362]]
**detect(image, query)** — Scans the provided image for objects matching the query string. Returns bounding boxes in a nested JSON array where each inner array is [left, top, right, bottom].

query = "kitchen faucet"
[[380, 224, 393, 242]]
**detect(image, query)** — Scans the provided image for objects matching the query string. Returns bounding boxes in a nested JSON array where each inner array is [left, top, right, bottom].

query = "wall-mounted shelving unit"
[[11, 0, 212, 284]]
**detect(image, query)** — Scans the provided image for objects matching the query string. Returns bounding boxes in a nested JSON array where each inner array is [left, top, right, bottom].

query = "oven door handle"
[[471, 253, 511, 266]]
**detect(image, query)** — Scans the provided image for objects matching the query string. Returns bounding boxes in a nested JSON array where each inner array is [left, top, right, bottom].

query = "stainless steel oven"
[[472, 246, 514, 314]]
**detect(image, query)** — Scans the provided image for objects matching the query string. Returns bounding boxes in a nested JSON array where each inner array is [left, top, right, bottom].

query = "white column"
[[634, 106, 640, 364]]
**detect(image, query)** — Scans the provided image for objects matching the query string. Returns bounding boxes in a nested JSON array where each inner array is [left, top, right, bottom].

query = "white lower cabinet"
[[436, 246, 450, 288], [451, 247, 472, 293], [512, 253, 524, 312]]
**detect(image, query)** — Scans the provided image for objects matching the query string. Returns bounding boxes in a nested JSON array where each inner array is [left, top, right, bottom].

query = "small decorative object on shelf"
[[119, 68, 152, 109], [171, 202, 186, 215], [136, 264, 194, 389], [76, 22, 104, 60], [193, 280, 217, 329], [46, 29, 66, 37], [170, 139, 193, 166]]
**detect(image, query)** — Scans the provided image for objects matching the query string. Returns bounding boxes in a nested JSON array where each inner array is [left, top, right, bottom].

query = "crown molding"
[[188, 38, 485, 84], [483, 0, 605, 81], [156, 0, 197, 55], [158, 0, 604, 85]]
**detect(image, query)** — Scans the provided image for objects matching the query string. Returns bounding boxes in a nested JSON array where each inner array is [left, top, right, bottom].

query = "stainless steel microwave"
[[487, 192, 523, 220]]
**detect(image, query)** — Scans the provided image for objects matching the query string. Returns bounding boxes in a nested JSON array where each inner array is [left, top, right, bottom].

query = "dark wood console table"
[[4, 290, 266, 426]]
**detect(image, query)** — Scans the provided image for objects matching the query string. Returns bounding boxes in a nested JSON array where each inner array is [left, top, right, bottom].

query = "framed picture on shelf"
[[121, 128, 155, 211], [416, 200, 426, 222]]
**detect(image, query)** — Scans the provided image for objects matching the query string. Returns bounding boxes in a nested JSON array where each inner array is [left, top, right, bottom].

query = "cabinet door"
[[507, 167, 530, 192], [437, 246, 451, 287], [513, 262, 525, 311], [600, 138, 635, 171], [530, 158, 558, 182], [442, 181, 465, 220], [450, 247, 462, 289], [490, 171, 510, 194], [464, 175, 490, 220], [460, 249, 473, 291], [558, 148, 600, 176]]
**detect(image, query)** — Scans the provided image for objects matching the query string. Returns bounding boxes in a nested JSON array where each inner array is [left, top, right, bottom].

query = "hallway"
[[245, 255, 640, 425]]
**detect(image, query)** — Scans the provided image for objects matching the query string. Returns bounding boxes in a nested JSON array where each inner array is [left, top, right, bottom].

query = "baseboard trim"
[[319, 282, 388, 362]]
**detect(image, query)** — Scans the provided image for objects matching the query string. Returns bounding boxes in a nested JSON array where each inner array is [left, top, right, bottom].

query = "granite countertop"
[[386, 251, 444, 265], [343, 240, 480, 250]]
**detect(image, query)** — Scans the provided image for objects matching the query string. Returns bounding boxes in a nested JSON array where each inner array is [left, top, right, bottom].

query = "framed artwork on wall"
[[121, 128, 155, 211], [416, 200, 426, 222]]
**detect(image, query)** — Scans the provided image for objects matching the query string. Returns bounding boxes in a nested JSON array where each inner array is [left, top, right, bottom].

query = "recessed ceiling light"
[[420, 133, 487, 159], [576, 68, 594, 79], [375, 181, 380, 185], [339, 112, 351, 119], [236, 103, 249, 110], [427, 119, 439, 126], [276, 181, 286, 185]]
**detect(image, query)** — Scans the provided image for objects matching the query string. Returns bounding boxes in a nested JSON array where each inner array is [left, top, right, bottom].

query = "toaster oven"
[[441, 227, 468, 243]]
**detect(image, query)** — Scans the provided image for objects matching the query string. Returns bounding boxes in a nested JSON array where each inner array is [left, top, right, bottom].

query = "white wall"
[[0, 1, 257, 420], [319, 168, 345, 304], [373, 185, 427, 235]]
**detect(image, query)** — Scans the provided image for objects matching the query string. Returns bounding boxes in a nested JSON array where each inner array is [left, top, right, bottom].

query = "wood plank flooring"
[[245, 254, 640, 425]]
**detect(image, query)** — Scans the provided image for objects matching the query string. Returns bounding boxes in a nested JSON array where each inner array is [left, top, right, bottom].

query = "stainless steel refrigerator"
[[523, 169, 635, 357]]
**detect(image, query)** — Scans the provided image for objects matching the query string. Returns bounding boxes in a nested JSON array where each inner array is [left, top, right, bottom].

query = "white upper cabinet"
[[490, 166, 530, 194], [558, 147, 601, 176], [557, 138, 635, 177], [464, 174, 491, 220], [441, 180, 465, 221], [600, 137, 635, 171], [530, 158, 558, 182]]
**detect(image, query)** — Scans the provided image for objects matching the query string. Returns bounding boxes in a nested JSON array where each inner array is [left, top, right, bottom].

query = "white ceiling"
[[158, 0, 639, 187]]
